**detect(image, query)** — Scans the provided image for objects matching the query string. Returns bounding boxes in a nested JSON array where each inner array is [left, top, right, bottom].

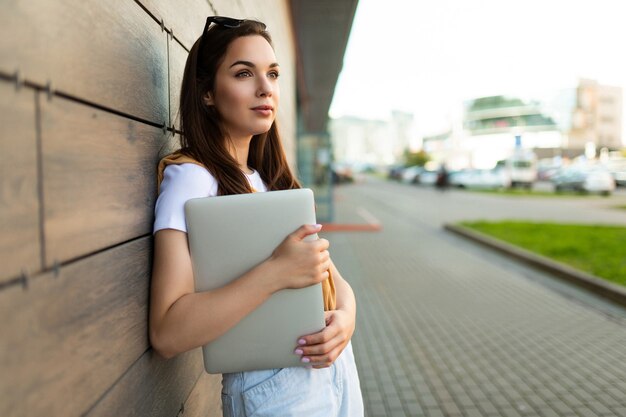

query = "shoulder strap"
[[156, 150, 207, 193]]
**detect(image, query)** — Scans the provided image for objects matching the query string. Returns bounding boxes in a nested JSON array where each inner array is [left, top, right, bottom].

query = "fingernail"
[[298, 339, 306, 345], [314, 224, 322, 230], [301, 357, 310, 363], [294, 349, 303, 355]]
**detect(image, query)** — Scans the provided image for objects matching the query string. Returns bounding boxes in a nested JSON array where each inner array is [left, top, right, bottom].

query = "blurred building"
[[567, 78, 623, 151], [423, 95, 563, 169], [291, 0, 359, 221], [329, 110, 416, 168], [464, 96, 558, 136], [422, 79, 623, 169]]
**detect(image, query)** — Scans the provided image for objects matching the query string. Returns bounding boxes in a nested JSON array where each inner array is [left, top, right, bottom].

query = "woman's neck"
[[228, 135, 253, 174]]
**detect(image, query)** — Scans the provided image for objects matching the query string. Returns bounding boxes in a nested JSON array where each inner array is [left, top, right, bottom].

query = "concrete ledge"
[[444, 223, 626, 308]]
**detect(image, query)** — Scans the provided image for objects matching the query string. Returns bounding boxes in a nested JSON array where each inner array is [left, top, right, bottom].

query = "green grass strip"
[[460, 221, 626, 287]]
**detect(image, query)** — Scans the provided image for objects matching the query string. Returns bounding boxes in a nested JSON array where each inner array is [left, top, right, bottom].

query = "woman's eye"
[[268, 71, 280, 79], [236, 71, 252, 78]]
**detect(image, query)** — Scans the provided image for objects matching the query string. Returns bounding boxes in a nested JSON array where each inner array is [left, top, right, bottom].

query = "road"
[[324, 179, 626, 417]]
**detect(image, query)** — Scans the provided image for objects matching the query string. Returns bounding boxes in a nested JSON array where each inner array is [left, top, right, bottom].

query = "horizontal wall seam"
[[178, 370, 206, 416], [133, 0, 190, 52], [79, 346, 152, 417], [0, 72, 181, 135], [0, 233, 152, 293], [0, 276, 29, 292], [208, 1, 218, 15]]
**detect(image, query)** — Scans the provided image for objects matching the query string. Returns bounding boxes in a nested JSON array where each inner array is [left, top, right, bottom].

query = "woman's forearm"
[[151, 261, 275, 359], [331, 260, 356, 318], [150, 225, 330, 359]]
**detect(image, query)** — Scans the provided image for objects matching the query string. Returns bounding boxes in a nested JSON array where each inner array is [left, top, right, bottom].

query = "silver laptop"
[[184, 188, 326, 374]]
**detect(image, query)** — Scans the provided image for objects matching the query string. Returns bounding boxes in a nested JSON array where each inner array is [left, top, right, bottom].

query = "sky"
[[329, 0, 626, 140]]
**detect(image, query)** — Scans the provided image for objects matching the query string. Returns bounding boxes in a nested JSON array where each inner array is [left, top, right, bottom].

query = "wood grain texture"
[[0, 237, 151, 417], [0, 81, 41, 282], [138, 0, 213, 50], [0, 0, 168, 124], [169, 37, 188, 131], [182, 372, 223, 417], [0, 3, 300, 417], [211, 0, 245, 17], [40, 96, 168, 265], [84, 348, 204, 417]]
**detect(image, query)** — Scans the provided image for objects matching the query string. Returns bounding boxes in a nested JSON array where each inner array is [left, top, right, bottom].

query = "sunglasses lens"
[[213, 17, 243, 28]]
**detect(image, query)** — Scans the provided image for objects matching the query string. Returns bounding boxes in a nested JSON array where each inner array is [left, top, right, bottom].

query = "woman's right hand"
[[267, 224, 330, 292]]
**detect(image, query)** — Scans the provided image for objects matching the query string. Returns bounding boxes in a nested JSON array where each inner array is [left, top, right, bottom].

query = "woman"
[[149, 17, 363, 416]]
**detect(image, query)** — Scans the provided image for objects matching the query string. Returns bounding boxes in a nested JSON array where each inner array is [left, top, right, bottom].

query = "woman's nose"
[[257, 77, 273, 97]]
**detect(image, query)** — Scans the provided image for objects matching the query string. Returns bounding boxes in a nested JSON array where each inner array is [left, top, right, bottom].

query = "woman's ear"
[[203, 92, 214, 106]]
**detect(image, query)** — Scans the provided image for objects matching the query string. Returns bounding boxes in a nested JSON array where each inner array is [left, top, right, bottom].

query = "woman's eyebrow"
[[229, 60, 280, 69]]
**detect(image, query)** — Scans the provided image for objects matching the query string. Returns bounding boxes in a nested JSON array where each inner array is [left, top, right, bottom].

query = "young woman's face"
[[208, 35, 280, 139]]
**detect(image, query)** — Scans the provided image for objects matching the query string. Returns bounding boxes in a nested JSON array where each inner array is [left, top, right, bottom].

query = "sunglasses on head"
[[200, 16, 267, 42], [197, 16, 267, 68], [202, 16, 244, 33]]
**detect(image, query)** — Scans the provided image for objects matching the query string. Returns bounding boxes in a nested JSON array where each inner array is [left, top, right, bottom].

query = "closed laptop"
[[184, 188, 325, 374]]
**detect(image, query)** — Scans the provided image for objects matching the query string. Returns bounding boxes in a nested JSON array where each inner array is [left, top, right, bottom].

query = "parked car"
[[605, 159, 626, 187], [537, 163, 561, 181], [483, 167, 512, 189], [448, 170, 469, 188], [552, 166, 615, 195], [451, 168, 511, 189], [613, 169, 626, 187], [387, 164, 405, 181], [331, 163, 354, 184], [400, 166, 424, 184], [496, 151, 537, 188], [537, 158, 562, 181], [417, 169, 438, 185]]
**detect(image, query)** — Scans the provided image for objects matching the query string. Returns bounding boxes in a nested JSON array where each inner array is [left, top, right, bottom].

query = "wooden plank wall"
[[0, 1, 296, 416]]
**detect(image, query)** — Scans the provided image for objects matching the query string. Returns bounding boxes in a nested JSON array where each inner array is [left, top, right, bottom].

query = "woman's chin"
[[251, 123, 274, 135]]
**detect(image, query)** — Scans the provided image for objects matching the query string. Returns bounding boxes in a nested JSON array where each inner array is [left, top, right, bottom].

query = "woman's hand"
[[294, 308, 356, 369], [266, 224, 331, 292]]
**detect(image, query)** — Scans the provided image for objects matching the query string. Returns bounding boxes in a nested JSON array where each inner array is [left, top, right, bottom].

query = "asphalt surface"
[[324, 179, 626, 417]]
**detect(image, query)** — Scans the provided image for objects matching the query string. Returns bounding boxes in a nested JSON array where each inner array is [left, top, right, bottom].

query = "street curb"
[[444, 223, 626, 308]]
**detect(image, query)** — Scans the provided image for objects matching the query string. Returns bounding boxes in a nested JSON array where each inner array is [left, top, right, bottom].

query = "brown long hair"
[[179, 19, 300, 195]]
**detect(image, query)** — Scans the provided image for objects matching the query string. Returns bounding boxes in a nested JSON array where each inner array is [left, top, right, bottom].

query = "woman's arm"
[[149, 224, 329, 359], [295, 259, 357, 368]]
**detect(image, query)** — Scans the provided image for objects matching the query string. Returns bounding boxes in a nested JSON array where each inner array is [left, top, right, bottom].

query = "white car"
[[400, 166, 423, 184], [417, 170, 439, 185], [584, 169, 616, 194], [553, 166, 615, 195], [453, 168, 511, 189], [605, 160, 626, 187]]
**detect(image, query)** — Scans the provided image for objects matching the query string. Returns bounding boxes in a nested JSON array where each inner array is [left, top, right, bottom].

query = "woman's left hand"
[[295, 309, 355, 369]]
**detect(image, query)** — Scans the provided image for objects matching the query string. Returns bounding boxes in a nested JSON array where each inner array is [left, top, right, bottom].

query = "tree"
[[404, 149, 430, 167]]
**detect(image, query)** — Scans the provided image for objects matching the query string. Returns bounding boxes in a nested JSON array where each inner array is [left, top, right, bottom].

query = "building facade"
[[330, 111, 416, 168], [567, 78, 623, 151], [422, 79, 623, 169]]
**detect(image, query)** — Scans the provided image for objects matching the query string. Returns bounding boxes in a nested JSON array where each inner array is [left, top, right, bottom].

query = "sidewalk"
[[325, 181, 626, 417]]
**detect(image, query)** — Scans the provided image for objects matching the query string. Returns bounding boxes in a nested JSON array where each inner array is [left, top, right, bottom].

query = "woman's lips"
[[251, 105, 273, 116]]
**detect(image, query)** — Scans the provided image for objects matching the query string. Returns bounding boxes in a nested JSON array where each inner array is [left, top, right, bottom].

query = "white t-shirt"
[[153, 163, 268, 234]]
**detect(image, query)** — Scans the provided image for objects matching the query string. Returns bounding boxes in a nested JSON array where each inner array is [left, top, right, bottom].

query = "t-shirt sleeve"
[[154, 163, 217, 234]]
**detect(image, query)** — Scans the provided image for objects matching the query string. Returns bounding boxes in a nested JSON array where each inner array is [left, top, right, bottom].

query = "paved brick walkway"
[[325, 181, 626, 417]]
